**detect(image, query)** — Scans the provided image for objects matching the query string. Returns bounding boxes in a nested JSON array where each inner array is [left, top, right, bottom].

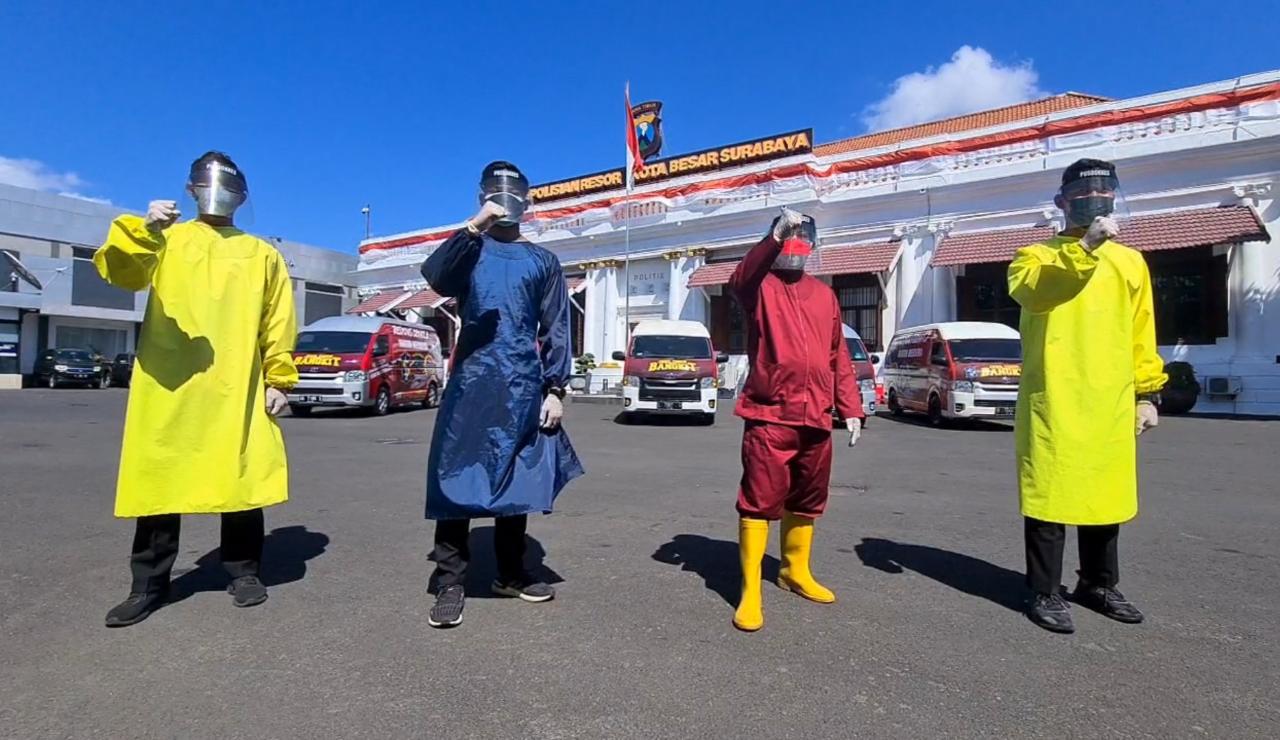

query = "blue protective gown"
[[422, 230, 584, 520]]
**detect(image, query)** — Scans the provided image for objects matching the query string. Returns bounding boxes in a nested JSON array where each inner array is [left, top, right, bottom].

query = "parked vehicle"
[[613, 319, 727, 425], [287, 316, 444, 416], [838, 324, 878, 420], [34, 348, 106, 388], [108, 353, 135, 388], [882, 322, 1021, 425]]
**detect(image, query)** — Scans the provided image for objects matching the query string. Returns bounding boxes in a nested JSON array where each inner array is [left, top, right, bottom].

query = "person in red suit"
[[728, 207, 865, 632]]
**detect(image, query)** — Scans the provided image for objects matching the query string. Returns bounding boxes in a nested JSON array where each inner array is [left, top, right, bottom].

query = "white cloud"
[[861, 46, 1045, 132], [0, 155, 111, 204]]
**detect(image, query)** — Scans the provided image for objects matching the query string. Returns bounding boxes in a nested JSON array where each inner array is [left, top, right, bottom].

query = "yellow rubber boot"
[[733, 517, 769, 632], [778, 513, 836, 603]]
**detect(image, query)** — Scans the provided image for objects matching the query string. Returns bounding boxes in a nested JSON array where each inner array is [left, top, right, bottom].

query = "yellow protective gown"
[[1008, 236, 1167, 526], [94, 216, 299, 517]]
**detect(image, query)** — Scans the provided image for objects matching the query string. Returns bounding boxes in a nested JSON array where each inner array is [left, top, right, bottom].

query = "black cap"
[[481, 160, 527, 186], [189, 150, 247, 192], [1061, 158, 1117, 188]]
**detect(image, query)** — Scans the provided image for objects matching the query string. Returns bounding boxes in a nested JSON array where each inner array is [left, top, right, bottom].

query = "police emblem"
[[631, 101, 664, 160]]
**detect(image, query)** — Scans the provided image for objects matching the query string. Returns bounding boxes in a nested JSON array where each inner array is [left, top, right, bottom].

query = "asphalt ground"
[[0, 389, 1277, 739]]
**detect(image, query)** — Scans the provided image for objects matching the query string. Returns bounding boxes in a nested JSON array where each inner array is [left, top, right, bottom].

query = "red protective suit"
[[730, 233, 864, 520]]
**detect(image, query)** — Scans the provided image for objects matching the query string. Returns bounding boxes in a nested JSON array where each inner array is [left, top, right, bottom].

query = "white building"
[[1, 184, 360, 388], [352, 70, 1280, 416]]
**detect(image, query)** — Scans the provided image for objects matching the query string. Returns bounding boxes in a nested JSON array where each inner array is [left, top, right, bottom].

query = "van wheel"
[[700, 412, 716, 426], [373, 386, 392, 416], [928, 394, 946, 427], [887, 389, 903, 416], [423, 383, 440, 409], [289, 404, 312, 417]]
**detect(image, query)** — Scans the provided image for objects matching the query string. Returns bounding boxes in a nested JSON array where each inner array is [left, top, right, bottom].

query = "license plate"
[[298, 395, 326, 403], [996, 406, 1015, 416], [658, 401, 683, 410]]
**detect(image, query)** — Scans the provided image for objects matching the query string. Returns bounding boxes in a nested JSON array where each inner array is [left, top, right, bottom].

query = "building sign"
[[530, 129, 814, 204], [628, 266, 669, 302], [632, 101, 663, 160]]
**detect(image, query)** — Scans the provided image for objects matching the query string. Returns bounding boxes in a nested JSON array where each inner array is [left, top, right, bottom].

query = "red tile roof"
[[931, 206, 1271, 267], [815, 93, 1108, 157], [686, 241, 901, 287], [347, 290, 410, 314], [810, 241, 900, 276], [398, 288, 448, 311], [687, 261, 740, 287]]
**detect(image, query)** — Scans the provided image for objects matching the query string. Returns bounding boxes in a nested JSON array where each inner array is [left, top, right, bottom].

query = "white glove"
[[144, 200, 181, 233], [846, 417, 862, 447], [1082, 216, 1119, 251], [540, 394, 564, 430], [467, 200, 509, 234], [772, 206, 804, 241], [1136, 400, 1159, 436], [266, 387, 288, 416]]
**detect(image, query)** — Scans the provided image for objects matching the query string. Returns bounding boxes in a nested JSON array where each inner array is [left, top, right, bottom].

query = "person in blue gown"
[[421, 161, 583, 628]]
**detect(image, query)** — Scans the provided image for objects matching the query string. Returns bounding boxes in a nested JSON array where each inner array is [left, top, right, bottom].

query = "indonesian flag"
[[625, 82, 645, 191]]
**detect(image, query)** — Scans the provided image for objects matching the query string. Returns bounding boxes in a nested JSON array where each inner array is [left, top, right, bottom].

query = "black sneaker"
[[228, 575, 268, 608], [428, 585, 465, 628], [492, 576, 555, 603], [1071, 581, 1144, 624], [104, 590, 169, 628], [1026, 592, 1075, 634]]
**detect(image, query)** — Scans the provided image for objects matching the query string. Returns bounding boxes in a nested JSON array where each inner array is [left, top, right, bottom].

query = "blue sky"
[[1, 1, 1276, 252]]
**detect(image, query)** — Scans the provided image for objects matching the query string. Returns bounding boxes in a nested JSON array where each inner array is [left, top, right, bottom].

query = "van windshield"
[[844, 338, 869, 362], [295, 331, 372, 354], [631, 335, 712, 359], [948, 338, 1021, 362]]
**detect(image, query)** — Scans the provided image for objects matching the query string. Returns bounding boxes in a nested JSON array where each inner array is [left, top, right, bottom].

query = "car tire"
[[373, 386, 392, 416], [423, 383, 440, 409], [47, 375, 57, 389], [928, 394, 946, 427], [887, 389, 903, 416], [700, 412, 716, 426]]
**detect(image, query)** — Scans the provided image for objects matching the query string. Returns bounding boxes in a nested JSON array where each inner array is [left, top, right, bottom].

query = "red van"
[[288, 316, 444, 416]]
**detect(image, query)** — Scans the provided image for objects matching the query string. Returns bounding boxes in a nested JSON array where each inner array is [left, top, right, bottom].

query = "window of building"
[[304, 282, 345, 325], [54, 325, 128, 358], [1146, 247, 1229, 346], [956, 262, 1020, 330], [832, 274, 883, 351], [71, 246, 134, 311]]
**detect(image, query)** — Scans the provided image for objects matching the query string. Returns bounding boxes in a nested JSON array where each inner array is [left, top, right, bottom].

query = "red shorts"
[[736, 421, 833, 520]]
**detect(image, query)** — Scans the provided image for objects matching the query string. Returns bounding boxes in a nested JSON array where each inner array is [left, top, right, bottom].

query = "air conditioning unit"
[[1203, 375, 1242, 397]]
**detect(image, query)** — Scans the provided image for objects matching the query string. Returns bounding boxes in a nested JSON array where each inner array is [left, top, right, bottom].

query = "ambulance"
[[882, 322, 1021, 425], [288, 316, 444, 417], [613, 319, 728, 425]]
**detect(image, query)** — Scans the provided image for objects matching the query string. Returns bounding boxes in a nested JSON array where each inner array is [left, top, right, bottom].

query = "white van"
[[882, 322, 1021, 425], [612, 319, 727, 425]]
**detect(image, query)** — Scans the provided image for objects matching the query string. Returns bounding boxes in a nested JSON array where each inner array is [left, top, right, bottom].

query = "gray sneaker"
[[492, 576, 555, 603], [428, 585, 465, 628]]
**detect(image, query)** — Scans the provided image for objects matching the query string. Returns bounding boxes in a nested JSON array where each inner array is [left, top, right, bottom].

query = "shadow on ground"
[[652, 534, 780, 606], [854, 537, 1024, 611]]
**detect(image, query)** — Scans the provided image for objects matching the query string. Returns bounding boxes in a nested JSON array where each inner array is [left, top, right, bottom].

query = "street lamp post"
[[361, 205, 371, 239]]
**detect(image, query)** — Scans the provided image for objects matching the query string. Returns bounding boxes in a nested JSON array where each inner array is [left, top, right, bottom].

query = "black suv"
[[34, 348, 107, 388], [108, 353, 135, 388]]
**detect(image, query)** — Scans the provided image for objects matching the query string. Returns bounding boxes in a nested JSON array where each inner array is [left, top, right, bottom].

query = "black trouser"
[[1024, 516, 1119, 595], [129, 509, 265, 594], [431, 515, 528, 590]]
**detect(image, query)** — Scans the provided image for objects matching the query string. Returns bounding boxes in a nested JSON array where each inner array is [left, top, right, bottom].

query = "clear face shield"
[[1059, 174, 1127, 231], [188, 161, 248, 219], [479, 166, 530, 228], [773, 214, 818, 273]]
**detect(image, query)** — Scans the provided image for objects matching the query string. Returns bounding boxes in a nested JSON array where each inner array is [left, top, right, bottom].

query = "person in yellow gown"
[[1008, 158, 1167, 634], [95, 152, 299, 627]]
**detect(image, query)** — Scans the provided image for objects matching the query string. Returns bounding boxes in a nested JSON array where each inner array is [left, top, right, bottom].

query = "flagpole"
[[624, 173, 631, 349]]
